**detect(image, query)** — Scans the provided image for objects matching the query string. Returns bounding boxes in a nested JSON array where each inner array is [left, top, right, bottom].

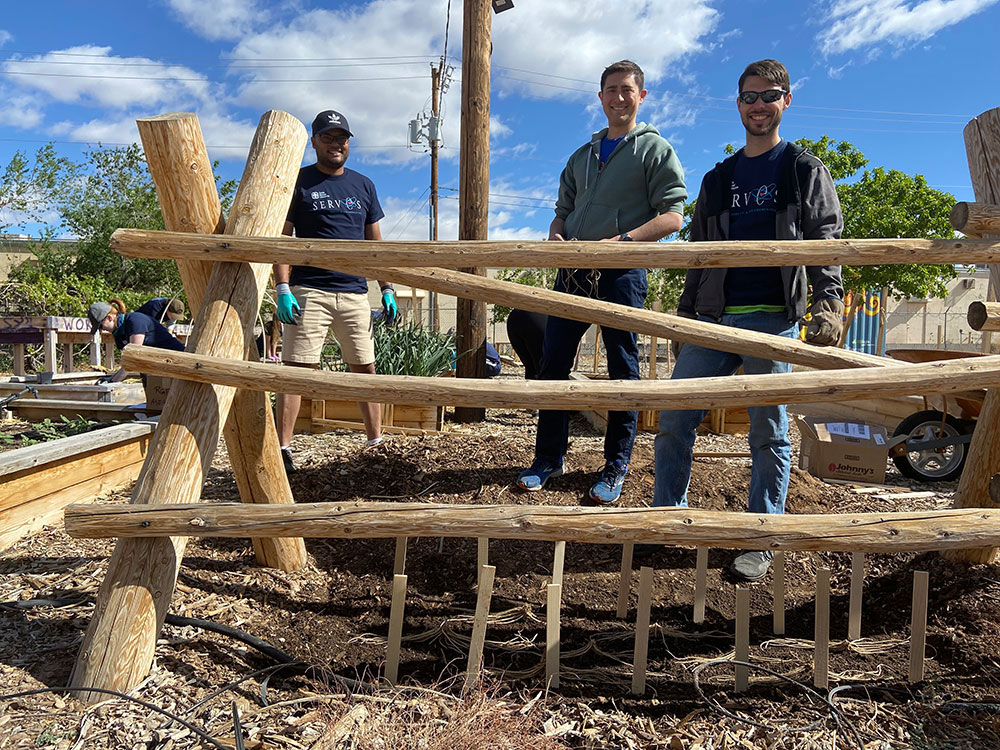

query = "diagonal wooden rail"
[[63, 502, 1000, 554], [122, 345, 1000, 411], [111, 229, 1000, 269]]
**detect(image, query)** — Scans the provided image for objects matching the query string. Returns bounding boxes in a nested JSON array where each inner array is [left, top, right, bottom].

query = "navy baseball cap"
[[312, 110, 353, 137]]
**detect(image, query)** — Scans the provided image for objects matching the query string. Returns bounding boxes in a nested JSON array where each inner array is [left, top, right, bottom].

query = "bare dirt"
[[2, 394, 1000, 748]]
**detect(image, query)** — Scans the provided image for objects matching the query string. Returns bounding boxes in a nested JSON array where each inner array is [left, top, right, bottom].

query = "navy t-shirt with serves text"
[[723, 140, 787, 309], [286, 165, 385, 293]]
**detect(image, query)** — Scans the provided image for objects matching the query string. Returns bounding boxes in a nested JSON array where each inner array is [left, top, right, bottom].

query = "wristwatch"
[[619, 232, 633, 242]]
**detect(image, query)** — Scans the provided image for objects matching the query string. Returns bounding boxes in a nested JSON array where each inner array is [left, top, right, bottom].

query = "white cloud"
[[0, 30, 12, 48], [227, 0, 718, 164], [818, 0, 998, 55], [0, 91, 43, 129], [165, 0, 269, 41], [2, 45, 214, 109]]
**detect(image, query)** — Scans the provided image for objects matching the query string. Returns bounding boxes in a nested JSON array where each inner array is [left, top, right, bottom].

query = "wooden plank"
[[909, 570, 930, 683], [12, 344, 25, 377], [10, 400, 151, 424], [0, 422, 154, 478], [546, 583, 561, 689], [464, 564, 495, 691], [393, 536, 407, 576], [0, 438, 151, 514], [773, 551, 785, 636], [552, 540, 565, 587], [310, 418, 438, 436], [66, 502, 1000, 554], [735, 587, 750, 693], [631, 566, 654, 695], [477, 537, 489, 575], [849, 552, 864, 641], [385, 574, 407, 686], [0, 461, 144, 552], [814, 568, 831, 690], [693, 547, 708, 624], [616, 543, 633, 619]]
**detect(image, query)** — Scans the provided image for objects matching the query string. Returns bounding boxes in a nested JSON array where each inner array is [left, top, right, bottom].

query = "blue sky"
[[0, 0, 997, 242]]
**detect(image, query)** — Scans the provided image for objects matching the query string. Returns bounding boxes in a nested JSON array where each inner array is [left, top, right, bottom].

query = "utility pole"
[[429, 62, 442, 331], [455, 0, 491, 423]]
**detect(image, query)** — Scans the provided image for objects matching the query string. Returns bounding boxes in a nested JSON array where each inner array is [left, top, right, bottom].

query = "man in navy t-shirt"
[[652, 59, 845, 582], [273, 109, 397, 473]]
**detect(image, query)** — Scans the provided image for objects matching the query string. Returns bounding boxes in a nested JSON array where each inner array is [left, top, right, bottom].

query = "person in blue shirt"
[[88, 300, 185, 383], [272, 109, 397, 473], [135, 296, 186, 329]]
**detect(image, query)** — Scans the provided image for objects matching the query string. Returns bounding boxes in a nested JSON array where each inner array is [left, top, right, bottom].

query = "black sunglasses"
[[738, 89, 788, 105]]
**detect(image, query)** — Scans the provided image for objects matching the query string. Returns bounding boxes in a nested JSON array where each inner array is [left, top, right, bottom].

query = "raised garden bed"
[[0, 420, 154, 551]]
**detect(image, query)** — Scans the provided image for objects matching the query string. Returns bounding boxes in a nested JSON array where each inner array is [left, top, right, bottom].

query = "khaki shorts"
[[282, 286, 375, 365]]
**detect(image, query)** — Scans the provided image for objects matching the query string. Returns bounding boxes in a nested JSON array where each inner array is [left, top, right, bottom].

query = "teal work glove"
[[381, 288, 397, 326], [275, 283, 301, 325]]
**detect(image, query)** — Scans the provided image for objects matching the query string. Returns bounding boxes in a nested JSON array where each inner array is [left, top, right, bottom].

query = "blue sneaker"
[[516, 457, 565, 491], [589, 460, 628, 504]]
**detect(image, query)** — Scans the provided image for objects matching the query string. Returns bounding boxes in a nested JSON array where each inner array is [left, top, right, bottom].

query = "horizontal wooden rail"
[[121, 346, 1000, 411], [111, 228, 1000, 270], [63, 502, 1000, 553], [951, 202, 1000, 237], [968, 301, 1000, 331]]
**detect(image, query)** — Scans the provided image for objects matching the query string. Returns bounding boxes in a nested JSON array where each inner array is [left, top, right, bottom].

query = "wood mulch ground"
[[2, 377, 1000, 748]]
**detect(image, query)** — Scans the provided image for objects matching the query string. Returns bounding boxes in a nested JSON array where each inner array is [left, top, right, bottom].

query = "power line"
[[2, 58, 435, 70], [0, 49, 435, 62], [0, 136, 411, 150], [3, 70, 428, 84], [385, 186, 431, 239]]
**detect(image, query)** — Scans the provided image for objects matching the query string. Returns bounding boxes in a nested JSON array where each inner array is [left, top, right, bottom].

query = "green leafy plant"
[[374, 320, 456, 377]]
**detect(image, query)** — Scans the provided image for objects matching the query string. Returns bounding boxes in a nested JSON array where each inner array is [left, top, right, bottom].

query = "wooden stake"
[[70, 110, 307, 704], [773, 551, 785, 636], [814, 568, 831, 690], [552, 541, 565, 587], [385, 574, 407, 686], [735, 587, 750, 693], [848, 552, 864, 641], [592, 328, 601, 375], [631, 566, 654, 695], [464, 564, 495, 691], [909, 570, 930, 683], [546, 583, 561, 689], [616, 543, 634, 619], [477, 536, 489, 574], [394, 536, 407, 576], [693, 547, 708, 624]]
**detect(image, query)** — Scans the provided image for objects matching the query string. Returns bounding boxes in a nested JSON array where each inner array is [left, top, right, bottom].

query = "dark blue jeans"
[[534, 268, 647, 465]]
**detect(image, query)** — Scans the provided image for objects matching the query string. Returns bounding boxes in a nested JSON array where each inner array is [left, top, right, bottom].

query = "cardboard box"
[[795, 417, 889, 484], [143, 375, 173, 411]]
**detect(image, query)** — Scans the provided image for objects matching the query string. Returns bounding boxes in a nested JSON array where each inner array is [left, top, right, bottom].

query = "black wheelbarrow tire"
[[892, 409, 969, 482]]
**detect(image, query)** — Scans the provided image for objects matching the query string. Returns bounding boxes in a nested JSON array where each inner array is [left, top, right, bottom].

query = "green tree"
[[795, 136, 956, 299], [0, 144, 77, 231]]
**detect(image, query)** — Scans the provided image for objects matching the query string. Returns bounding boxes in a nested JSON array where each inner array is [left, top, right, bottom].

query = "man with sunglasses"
[[272, 110, 397, 474], [652, 59, 845, 581]]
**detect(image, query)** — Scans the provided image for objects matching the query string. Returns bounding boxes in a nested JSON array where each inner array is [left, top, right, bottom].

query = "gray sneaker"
[[731, 550, 773, 582]]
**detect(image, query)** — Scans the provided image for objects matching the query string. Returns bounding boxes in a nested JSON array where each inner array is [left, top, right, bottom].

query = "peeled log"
[[120, 345, 1000, 411], [63, 502, 1000, 554], [70, 110, 307, 704], [951, 202, 1000, 238], [968, 301, 1000, 331], [111, 229, 1000, 270]]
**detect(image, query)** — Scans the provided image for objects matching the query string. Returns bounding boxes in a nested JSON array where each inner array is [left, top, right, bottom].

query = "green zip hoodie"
[[555, 122, 686, 242]]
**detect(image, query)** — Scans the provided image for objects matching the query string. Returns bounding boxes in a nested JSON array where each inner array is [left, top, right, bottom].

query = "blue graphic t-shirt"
[[113, 312, 185, 352], [724, 140, 787, 309], [599, 135, 625, 165], [286, 165, 385, 293]]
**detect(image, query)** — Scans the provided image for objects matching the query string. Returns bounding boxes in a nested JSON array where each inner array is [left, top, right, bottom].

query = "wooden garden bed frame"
[[0, 420, 154, 551]]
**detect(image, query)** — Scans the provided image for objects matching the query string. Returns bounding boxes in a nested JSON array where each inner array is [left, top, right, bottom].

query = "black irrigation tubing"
[[0, 687, 230, 750], [691, 659, 866, 750]]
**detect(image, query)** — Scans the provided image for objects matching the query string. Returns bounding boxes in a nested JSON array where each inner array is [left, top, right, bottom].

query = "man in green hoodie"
[[516, 59, 687, 504]]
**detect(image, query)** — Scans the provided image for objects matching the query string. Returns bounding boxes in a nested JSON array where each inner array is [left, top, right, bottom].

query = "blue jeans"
[[653, 311, 798, 514], [535, 268, 647, 465]]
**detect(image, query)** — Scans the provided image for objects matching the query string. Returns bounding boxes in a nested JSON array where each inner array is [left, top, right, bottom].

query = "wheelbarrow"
[[885, 348, 984, 482]]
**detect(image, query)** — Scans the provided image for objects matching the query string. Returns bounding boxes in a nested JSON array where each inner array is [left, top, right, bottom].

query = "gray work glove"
[[805, 297, 845, 346]]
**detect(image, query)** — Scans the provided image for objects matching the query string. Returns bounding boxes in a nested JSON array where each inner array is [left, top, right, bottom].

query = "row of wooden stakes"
[[382, 538, 931, 694]]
